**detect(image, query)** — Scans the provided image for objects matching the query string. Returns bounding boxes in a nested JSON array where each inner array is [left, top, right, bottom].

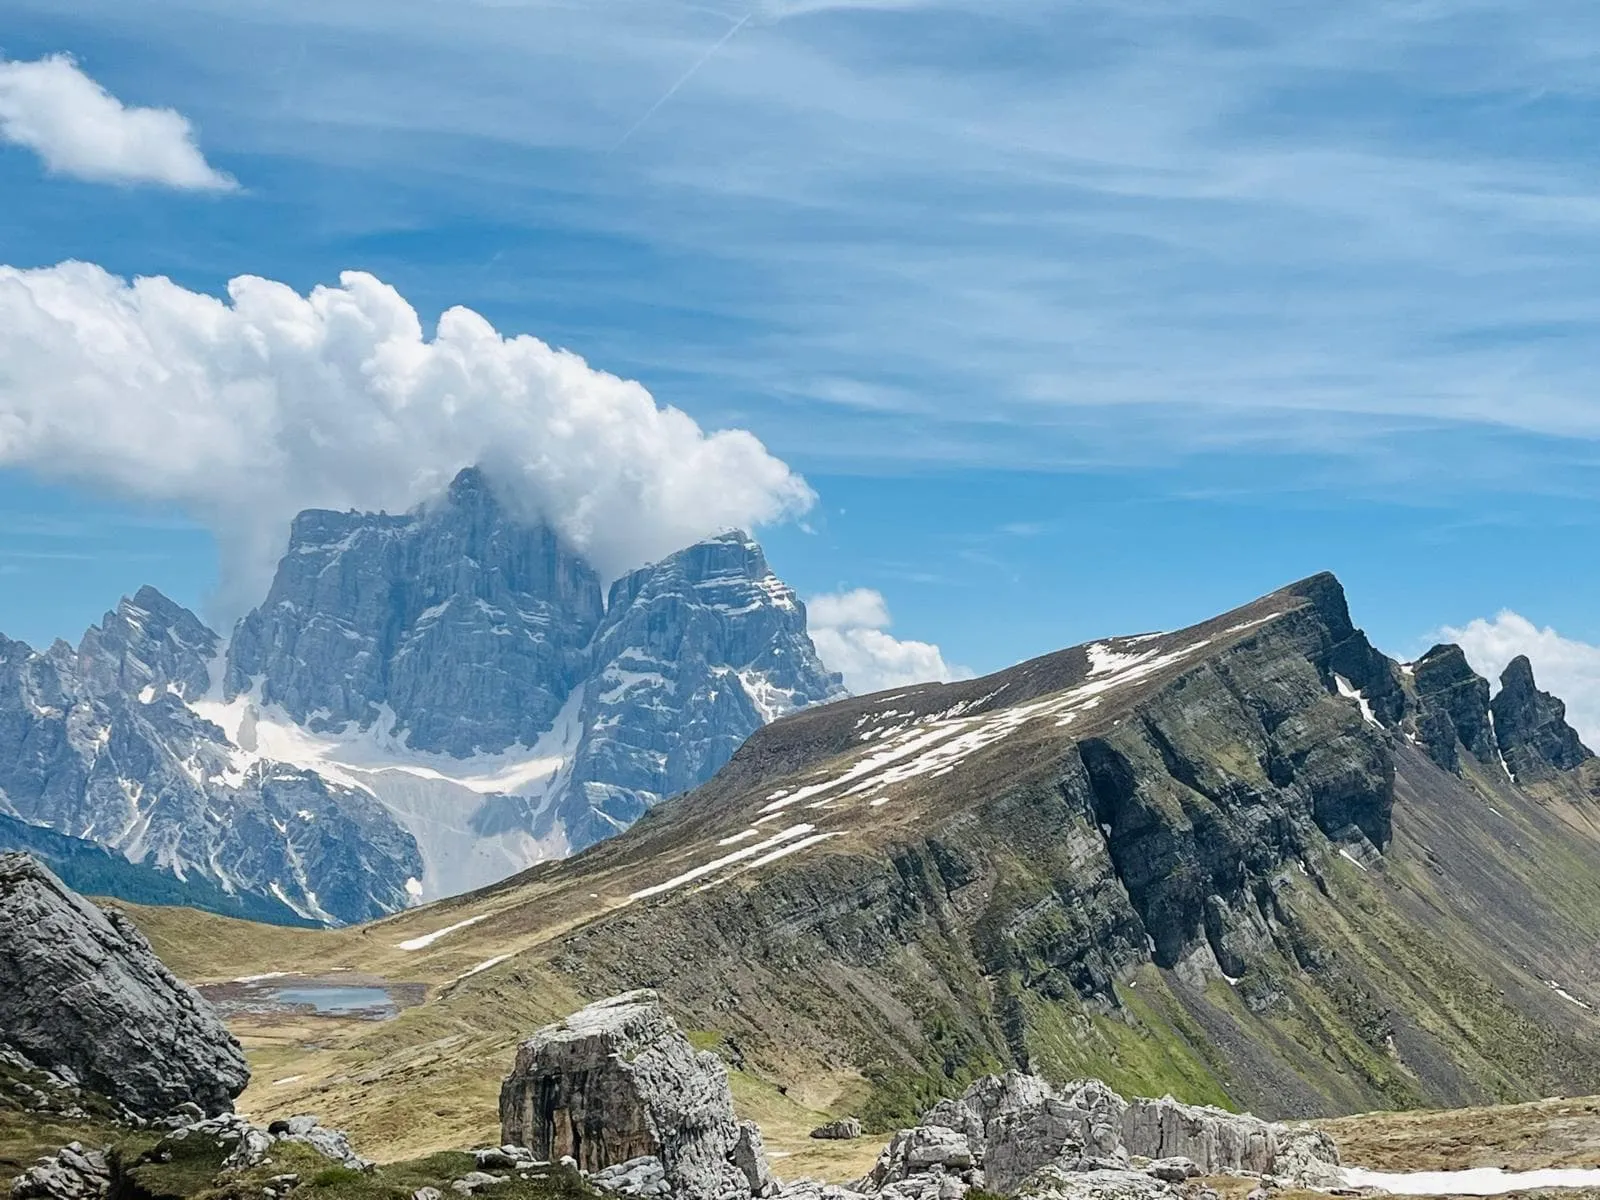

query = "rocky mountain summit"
[[0, 853, 248, 1119], [0, 467, 842, 923]]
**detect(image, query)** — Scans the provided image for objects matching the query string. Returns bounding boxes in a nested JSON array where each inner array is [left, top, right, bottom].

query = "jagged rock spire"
[[1491, 655, 1594, 782]]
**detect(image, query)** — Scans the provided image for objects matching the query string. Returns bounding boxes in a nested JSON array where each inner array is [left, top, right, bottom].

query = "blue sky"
[[3, 0, 1600, 725]]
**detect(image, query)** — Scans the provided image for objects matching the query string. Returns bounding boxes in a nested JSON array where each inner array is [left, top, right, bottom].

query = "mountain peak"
[[445, 464, 498, 510], [1491, 653, 1593, 781]]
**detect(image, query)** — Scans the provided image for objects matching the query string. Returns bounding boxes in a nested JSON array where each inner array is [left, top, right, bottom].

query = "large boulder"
[[499, 991, 775, 1200], [0, 854, 248, 1118]]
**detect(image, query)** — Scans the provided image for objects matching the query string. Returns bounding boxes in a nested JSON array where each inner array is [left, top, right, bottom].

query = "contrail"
[[609, 11, 752, 152]]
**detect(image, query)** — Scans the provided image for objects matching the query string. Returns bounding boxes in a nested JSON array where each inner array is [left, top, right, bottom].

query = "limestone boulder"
[[499, 991, 775, 1200]]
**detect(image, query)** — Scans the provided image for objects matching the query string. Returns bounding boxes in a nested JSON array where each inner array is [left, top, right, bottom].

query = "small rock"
[[811, 1120, 863, 1142], [1145, 1159, 1200, 1183], [414, 1190, 443, 1200]]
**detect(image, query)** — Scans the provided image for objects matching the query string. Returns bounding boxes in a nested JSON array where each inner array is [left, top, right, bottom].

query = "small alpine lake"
[[198, 972, 425, 1021]]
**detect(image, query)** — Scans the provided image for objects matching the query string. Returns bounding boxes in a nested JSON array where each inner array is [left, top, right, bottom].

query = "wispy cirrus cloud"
[[10, 0, 1600, 489]]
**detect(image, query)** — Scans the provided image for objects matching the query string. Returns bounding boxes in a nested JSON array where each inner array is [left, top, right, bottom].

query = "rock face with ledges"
[[0, 853, 248, 1118], [76, 586, 219, 701], [560, 533, 844, 849], [1410, 644, 1498, 773], [225, 467, 605, 755], [499, 991, 775, 1200], [1491, 655, 1593, 782]]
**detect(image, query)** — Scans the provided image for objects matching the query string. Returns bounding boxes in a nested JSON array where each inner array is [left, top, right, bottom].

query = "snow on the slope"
[[629, 823, 816, 901], [1341, 1166, 1600, 1195], [736, 667, 801, 724], [456, 953, 513, 980], [1486, 710, 1517, 782], [628, 631, 1227, 905], [396, 911, 493, 950], [1547, 980, 1593, 1010], [1334, 675, 1380, 726], [191, 685, 582, 900], [759, 635, 1213, 819]]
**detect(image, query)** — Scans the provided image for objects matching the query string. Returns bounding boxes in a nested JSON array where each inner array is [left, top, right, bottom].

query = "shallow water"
[[271, 985, 396, 1016]]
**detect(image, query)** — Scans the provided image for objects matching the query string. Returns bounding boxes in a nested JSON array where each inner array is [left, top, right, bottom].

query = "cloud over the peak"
[[0, 261, 814, 616], [0, 55, 234, 190], [808, 587, 970, 694], [1440, 611, 1600, 751]]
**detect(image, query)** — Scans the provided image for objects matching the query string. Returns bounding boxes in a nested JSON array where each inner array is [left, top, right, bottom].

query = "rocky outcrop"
[[0, 854, 248, 1118], [1410, 644, 1498, 773], [76, 587, 218, 702], [1491, 656, 1594, 782], [810, 1120, 862, 1141], [499, 991, 775, 1200], [9, 1143, 110, 1200], [1119, 1097, 1275, 1175], [842, 1073, 1337, 1200]]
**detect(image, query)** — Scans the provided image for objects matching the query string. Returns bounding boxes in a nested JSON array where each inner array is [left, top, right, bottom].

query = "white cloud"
[[0, 54, 234, 190], [1440, 611, 1600, 751], [807, 587, 971, 694], [0, 261, 815, 616]]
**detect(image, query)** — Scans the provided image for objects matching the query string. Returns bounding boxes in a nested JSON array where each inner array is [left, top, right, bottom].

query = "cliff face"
[[225, 467, 606, 756]]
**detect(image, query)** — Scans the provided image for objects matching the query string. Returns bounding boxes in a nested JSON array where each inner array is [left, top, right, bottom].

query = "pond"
[[197, 973, 425, 1021], [270, 985, 397, 1017]]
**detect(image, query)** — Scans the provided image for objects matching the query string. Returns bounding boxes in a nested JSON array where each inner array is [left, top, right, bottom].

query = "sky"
[[3, 0, 1600, 734]]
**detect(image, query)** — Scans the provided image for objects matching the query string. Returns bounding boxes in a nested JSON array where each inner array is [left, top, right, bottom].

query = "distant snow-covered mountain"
[[0, 467, 845, 924]]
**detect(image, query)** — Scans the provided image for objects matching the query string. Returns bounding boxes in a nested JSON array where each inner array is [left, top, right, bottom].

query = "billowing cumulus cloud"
[[807, 587, 970, 694], [0, 55, 235, 190], [1440, 610, 1600, 750], [0, 261, 815, 616]]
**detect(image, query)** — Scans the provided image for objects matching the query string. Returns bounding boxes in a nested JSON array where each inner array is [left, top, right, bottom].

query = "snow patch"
[[629, 823, 816, 901], [1547, 980, 1593, 1010], [456, 953, 513, 981], [1334, 675, 1379, 726], [396, 911, 492, 951]]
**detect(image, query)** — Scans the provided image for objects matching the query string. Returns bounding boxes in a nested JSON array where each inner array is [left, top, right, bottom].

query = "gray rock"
[[560, 532, 845, 851], [499, 991, 773, 1200], [225, 467, 604, 758], [810, 1119, 863, 1141], [1142, 1160, 1199, 1183], [0, 611, 422, 928], [848, 1074, 1342, 1200], [413, 1189, 443, 1200], [1271, 1127, 1342, 1189], [1491, 656, 1594, 781], [1120, 1096, 1276, 1176], [1016, 1166, 1177, 1200], [0, 854, 248, 1118], [1410, 644, 1499, 773]]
